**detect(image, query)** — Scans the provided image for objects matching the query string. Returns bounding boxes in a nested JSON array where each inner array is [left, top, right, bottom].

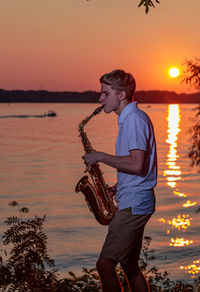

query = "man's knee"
[[96, 257, 104, 274], [96, 257, 117, 276], [122, 261, 141, 277]]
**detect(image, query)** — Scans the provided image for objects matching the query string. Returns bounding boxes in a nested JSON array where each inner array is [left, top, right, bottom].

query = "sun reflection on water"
[[170, 238, 193, 247], [156, 104, 199, 277], [173, 191, 187, 198], [180, 259, 200, 276], [159, 104, 197, 255], [163, 104, 181, 188], [183, 200, 197, 208], [168, 214, 192, 230]]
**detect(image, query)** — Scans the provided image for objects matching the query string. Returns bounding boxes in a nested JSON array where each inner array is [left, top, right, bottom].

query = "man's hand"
[[107, 184, 117, 197], [82, 151, 103, 173]]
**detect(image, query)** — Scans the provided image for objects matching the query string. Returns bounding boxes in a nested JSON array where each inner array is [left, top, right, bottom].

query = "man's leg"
[[121, 261, 149, 292], [96, 257, 122, 292], [121, 222, 150, 292]]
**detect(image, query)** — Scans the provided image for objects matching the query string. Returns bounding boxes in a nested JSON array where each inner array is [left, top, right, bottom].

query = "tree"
[[1, 204, 199, 291], [183, 59, 200, 90], [86, 0, 161, 14], [0, 201, 58, 292], [183, 59, 200, 168], [137, 0, 160, 14]]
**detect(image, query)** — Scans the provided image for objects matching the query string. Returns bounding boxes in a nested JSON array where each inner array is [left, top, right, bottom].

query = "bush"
[[0, 201, 58, 292], [1, 202, 200, 291]]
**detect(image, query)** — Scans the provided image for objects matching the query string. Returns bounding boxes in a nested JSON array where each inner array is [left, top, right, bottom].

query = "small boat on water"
[[46, 110, 57, 117], [0, 110, 57, 119]]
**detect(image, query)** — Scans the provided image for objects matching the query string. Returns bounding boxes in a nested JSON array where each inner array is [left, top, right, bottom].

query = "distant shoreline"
[[0, 89, 199, 103]]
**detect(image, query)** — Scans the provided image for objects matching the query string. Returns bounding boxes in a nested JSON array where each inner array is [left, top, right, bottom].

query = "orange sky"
[[0, 0, 199, 93]]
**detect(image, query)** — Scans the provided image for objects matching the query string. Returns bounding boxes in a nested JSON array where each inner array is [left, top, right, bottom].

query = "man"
[[83, 69, 157, 292]]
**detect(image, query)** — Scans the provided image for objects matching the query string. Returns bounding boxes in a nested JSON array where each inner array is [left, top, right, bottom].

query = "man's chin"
[[104, 107, 112, 114]]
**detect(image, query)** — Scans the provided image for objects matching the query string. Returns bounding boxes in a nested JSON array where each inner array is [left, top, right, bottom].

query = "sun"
[[169, 67, 180, 78]]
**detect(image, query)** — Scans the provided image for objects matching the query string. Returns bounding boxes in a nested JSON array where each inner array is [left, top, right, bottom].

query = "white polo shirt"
[[115, 101, 157, 214]]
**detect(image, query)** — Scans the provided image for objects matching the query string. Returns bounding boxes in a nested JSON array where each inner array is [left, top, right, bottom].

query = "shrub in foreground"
[[0, 202, 200, 291]]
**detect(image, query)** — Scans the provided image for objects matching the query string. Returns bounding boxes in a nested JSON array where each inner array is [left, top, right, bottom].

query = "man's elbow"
[[128, 168, 142, 175], [134, 165, 143, 175], [129, 150, 145, 175], [130, 161, 143, 175]]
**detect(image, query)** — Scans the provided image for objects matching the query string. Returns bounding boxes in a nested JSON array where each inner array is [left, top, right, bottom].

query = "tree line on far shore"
[[0, 89, 199, 104]]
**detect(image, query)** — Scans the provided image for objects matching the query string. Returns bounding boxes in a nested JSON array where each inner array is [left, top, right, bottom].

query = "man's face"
[[99, 83, 121, 114]]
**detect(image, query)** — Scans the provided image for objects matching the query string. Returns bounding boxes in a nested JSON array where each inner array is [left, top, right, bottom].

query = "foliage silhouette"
[[138, 0, 160, 14], [183, 59, 200, 168], [1, 203, 200, 291], [188, 104, 200, 168], [55, 236, 200, 292], [183, 59, 200, 90], [86, 0, 160, 14], [0, 201, 58, 292]]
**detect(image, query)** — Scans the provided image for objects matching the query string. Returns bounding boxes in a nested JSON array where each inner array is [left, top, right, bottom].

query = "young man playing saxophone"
[[83, 69, 157, 292]]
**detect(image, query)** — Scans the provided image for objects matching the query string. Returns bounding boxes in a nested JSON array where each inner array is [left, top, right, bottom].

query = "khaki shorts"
[[100, 208, 151, 265]]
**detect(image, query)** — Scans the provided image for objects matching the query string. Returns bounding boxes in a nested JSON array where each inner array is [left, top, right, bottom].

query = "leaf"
[[195, 207, 200, 213], [20, 207, 29, 213], [149, 1, 155, 7], [4, 216, 20, 225], [145, 5, 149, 14], [138, 0, 145, 7], [9, 201, 18, 207]]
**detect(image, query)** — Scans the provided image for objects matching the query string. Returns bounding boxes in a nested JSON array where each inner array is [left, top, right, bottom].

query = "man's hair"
[[100, 69, 136, 102]]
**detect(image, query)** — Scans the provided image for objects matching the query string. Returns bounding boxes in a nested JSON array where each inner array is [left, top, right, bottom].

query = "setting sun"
[[169, 67, 180, 78]]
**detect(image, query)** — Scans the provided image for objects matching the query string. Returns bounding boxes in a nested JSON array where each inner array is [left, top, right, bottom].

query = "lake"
[[0, 102, 199, 282]]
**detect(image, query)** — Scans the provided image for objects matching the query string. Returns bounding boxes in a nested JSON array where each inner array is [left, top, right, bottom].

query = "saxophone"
[[75, 105, 116, 225]]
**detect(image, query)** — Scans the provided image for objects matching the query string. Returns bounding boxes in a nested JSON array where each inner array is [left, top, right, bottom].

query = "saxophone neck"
[[93, 105, 104, 115], [79, 105, 104, 129], [78, 105, 104, 153]]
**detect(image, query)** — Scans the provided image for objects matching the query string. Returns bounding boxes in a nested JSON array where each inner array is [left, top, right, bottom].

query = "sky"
[[0, 0, 200, 93]]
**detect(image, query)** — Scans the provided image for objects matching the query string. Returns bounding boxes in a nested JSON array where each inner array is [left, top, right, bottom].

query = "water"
[[0, 102, 199, 282]]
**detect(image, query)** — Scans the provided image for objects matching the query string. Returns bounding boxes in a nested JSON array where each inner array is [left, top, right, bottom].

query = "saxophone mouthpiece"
[[93, 105, 104, 115]]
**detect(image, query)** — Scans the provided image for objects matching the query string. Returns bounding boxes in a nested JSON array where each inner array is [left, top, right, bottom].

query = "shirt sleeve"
[[124, 113, 149, 152]]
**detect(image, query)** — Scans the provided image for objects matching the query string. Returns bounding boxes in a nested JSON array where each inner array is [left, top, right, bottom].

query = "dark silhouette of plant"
[[55, 236, 200, 291], [188, 105, 200, 168], [139, 236, 156, 275], [138, 0, 160, 14], [0, 201, 58, 292], [54, 237, 157, 291], [1, 203, 199, 291], [183, 59, 200, 90], [56, 267, 101, 291], [182, 59, 200, 169], [86, 0, 160, 14]]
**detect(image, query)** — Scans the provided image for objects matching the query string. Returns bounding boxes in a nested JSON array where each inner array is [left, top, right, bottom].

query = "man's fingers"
[[84, 166, 90, 173], [82, 155, 88, 171], [84, 161, 91, 173], [82, 152, 98, 172]]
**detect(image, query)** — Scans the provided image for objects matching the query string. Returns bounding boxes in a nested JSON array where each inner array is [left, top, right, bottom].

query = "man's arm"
[[83, 149, 145, 175]]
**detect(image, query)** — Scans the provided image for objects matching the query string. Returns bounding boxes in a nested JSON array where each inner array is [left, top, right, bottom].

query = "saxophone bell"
[[75, 175, 114, 225]]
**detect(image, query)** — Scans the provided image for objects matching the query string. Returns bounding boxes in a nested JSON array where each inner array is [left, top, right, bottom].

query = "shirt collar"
[[118, 101, 138, 125]]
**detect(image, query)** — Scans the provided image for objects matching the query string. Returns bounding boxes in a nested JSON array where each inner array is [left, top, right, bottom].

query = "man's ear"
[[119, 90, 127, 101]]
